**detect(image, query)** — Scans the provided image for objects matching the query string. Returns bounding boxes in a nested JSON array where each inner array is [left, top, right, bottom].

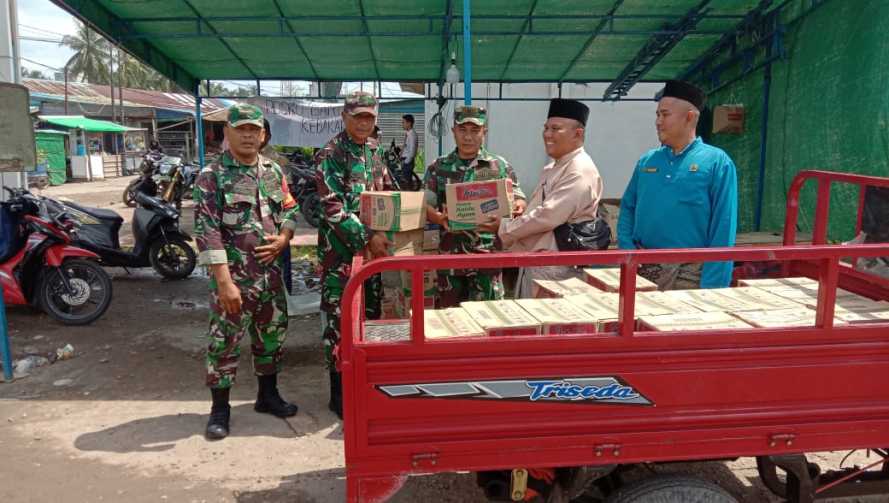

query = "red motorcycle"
[[1, 188, 112, 325]]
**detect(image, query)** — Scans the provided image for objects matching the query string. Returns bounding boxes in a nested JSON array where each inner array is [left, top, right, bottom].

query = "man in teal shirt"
[[617, 80, 738, 289]]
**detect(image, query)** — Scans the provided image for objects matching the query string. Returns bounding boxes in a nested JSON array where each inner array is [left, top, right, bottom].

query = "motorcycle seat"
[[63, 201, 124, 225]]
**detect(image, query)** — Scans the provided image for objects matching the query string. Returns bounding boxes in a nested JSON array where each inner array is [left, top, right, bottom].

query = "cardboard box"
[[583, 291, 676, 317], [583, 267, 658, 292], [663, 289, 762, 313], [639, 311, 753, 332], [515, 298, 607, 335], [636, 290, 701, 314], [706, 287, 802, 310], [533, 277, 600, 298], [762, 285, 863, 304], [731, 308, 847, 329], [737, 277, 818, 288], [359, 191, 425, 231], [833, 306, 889, 324], [423, 228, 441, 252], [563, 293, 620, 331], [424, 308, 486, 339], [379, 229, 425, 290], [712, 105, 745, 134], [459, 300, 541, 336], [445, 178, 514, 231]]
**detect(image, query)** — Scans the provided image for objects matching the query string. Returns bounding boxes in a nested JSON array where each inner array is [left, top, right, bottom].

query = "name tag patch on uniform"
[[643, 167, 658, 173], [689, 164, 699, 172]]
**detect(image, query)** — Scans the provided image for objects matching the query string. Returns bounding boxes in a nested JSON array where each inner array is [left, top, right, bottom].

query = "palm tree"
[[60, 21, 110, 85]]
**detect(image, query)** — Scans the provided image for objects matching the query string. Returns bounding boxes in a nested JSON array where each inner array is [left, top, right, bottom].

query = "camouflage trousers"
[[321, 262, 382, 370], [436, 271, 504, 308], [638, 262, 703, 291], [206, 265, 288, 389]]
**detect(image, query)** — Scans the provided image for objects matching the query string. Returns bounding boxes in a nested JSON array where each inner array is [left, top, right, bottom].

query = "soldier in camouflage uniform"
[[315, 91, 395, 418], [194, 104, 300, 440], [424, 106, 527, 308]]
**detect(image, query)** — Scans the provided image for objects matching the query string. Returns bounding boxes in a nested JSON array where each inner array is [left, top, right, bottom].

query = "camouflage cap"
[[227, 103, 264, 128], [454, 106, 486, 126], [343, 91, 378, 116]]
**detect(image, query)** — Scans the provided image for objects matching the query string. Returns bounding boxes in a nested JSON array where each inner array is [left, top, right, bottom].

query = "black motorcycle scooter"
[[48, 192, 197, 280]]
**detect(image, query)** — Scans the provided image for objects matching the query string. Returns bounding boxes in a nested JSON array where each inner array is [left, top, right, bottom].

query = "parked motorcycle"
[[384, 140, 421, 191], [0, 187, 113, 325], [48, 192, 196, 280], [123, 150, 164, 207], [287, 164, 321, 228], [158, 159, 198, 210]]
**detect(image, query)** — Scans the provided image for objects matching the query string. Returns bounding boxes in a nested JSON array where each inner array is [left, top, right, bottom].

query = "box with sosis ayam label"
[[445, 178, 514, 231]]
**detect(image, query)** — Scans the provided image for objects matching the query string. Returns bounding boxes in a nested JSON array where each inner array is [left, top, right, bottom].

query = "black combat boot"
[[205, 387, 231, 440], [328, 370, 343, 420], [254, 373, 299, 417]]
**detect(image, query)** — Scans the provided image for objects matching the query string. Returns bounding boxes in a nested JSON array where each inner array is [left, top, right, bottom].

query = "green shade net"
[[705, 0, 889, 242]]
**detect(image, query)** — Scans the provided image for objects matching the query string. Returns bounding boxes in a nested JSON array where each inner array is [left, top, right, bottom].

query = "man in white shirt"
[[400, 114, 419, 180]]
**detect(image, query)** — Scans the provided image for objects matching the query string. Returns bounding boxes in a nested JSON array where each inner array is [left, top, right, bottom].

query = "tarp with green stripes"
[[51, 0, 780, 92]]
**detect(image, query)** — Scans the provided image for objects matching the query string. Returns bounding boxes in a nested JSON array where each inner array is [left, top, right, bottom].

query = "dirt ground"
[[0, 177, 883, 503]]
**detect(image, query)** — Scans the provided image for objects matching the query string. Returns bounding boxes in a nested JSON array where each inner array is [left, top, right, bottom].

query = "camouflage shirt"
[[194, 151, 298, 271], [423, 147, 526, 255], [314, 131, 394, 268]]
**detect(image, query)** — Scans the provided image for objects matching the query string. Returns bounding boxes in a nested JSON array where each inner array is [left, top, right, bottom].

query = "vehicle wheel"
[[755, 456, 821, 498], [301, 192, 321, 228], [604, 475, 737, 503], [38, 259, 113, 326], [149, 237, 196, 280], [122, 185, 137, 207]]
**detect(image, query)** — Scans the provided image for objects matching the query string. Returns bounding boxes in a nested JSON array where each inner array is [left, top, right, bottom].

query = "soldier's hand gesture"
[[255, 234, 289, 264], [218, 281, 243, 315]]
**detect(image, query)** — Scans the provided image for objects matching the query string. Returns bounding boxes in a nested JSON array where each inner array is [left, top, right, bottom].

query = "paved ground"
[[0, 177, 883, 502]]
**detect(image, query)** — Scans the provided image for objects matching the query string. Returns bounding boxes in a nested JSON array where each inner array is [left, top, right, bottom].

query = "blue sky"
[[18, 0, 77, 76]]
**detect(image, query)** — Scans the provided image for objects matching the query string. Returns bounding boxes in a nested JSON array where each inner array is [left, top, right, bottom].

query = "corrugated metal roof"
[[23, 78, 227, 114]]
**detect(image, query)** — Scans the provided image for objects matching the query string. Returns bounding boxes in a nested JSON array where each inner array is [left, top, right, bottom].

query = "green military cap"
[[454, 106, 486, 126], [343, 91, 378, 116], [227, 103, 264, 128]]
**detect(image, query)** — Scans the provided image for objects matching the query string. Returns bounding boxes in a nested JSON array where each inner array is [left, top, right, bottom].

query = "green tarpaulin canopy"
[[38, 115, 139, 133]]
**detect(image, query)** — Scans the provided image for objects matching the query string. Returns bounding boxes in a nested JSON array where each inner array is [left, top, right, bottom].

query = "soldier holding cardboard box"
[[423, 106, 527, 307], [314, 91, 396, 418]]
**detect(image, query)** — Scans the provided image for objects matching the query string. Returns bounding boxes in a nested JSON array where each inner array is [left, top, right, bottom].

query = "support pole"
[[0, 285, 10, 381], [754, 60, 772, 231], [194, 84, 205, 168], [462, 0, 472, 105]]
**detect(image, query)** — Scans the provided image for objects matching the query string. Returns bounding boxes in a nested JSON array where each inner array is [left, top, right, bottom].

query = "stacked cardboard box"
[[424, 308, 486, 339], [583, 267, 658, 292], [731, 308, 848, 328], [736, 277, 819, 288], [636, 290, 701, 314], [563, 293, 620, 331], [515, 298, 608, 334], [834, 307, 889, 324], [663, 289, 764, 313], [586, 291, 677, 317], [707, 287, 802, 310], [359, 191, 426, 232], [445, 178, 514, 231], [460, 300, 541, 336], [639, 311, 754, 331], [533, 277, 601, 298]]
